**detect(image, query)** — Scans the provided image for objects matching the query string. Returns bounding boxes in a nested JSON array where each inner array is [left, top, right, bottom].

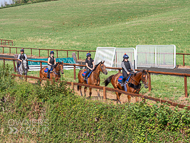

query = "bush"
[[0, 65, 190, 142]]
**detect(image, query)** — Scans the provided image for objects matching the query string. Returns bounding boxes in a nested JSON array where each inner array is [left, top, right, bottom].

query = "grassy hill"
[[0, 0, 190, 54]]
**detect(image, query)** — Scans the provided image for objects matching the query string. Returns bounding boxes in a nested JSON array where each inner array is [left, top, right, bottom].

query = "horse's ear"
[[102, 61, 105, 64], [62, 61, 63, 64]]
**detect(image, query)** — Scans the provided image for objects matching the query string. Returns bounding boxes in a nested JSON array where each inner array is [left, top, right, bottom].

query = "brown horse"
[[77, 61, 108, 97], [104, 70, 148, 103], [40, 62, 64, 82]]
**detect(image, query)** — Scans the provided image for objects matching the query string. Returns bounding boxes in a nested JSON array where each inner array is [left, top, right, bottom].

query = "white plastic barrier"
[[115, 48, 136, 69], [136, 45, 176, 68], [94, 47, 116, 67]]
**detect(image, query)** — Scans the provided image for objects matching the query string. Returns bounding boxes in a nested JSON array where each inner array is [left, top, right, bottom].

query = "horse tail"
[[104, 75, 114, 86]]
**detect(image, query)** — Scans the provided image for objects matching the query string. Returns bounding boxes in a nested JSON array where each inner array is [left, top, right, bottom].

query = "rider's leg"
[[47, 65, 51, 78], [84, 68, 90, 80], [121, 73, 128, 86]]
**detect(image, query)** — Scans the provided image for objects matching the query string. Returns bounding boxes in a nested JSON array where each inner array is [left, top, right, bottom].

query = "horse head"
[[141, 69, 148, 88], [99, 61, 108, 75], [54, 62, 64, 74]]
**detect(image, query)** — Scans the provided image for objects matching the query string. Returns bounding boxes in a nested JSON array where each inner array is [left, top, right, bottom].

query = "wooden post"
[[77, 51, 79, 60], [13, 60, 16, 72], [67, 51, 68, 58], [16, 47, 17, 54], [71, 82, 74, 91], [56, 50, 58, 58], [40, 62, 42, 70], [3, 59, 5, 67], [8, 41, 9, 45], [183, 54, 185, 66], [31, 49, 32, 56], [184, 76, 188, 97], [118, 69, 121, 73], [12, 41, 13, 46], [103, 87, 106, 99], [9, 47, 11, 55], [2, 47, 4, 54], [39, 49, 40, 57], [148, 72, 151, 91], [74, 65, 76, 80]]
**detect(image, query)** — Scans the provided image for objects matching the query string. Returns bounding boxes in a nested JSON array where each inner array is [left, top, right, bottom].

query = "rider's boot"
[[121, 78, 125, 86], [84, 74, 87, 81], [47, 70, 50, 79]]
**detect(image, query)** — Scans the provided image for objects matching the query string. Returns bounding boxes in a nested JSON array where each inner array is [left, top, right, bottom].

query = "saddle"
[[44, 68, 53, 73], [118, 74, 131, 83], [82, 71, 92, 78]]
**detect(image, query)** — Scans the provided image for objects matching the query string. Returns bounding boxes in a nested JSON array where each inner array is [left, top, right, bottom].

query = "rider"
[[84, 52, 95, 80], [121, 53, 135, 86], [17, 49, 29, 70], [47, 51, 56, 79]]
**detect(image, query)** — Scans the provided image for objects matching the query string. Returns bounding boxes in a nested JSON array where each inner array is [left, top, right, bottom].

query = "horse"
[[77, 61, 108, 97], [104, 70, 148, 103], [18, 60, 28, 76], [40, 62, 64, 82]]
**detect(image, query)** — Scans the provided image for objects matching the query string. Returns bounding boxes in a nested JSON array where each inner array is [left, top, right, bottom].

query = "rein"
[[127, 72, 147, 91]]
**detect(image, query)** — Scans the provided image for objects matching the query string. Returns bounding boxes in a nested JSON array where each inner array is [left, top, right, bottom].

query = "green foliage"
[[0, 66, 190, 142]]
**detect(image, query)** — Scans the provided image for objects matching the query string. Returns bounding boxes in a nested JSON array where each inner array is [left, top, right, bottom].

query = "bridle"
[[128, 71, 147, 91]]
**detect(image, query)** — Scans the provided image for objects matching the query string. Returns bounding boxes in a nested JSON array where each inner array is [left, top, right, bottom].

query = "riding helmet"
[[50, 51, 54, 54], [123, 53, 129, 59], [86, 52, 91, 57], [20, 49, 24, 52]]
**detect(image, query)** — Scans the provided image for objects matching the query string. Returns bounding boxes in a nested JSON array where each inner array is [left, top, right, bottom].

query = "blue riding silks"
[[118, 74, 131, 83], [44, 68, 53, 73], [82, 71, 92, 78]]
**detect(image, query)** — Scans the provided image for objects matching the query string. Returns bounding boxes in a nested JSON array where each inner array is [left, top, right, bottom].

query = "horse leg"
[[84, 86, 87, 97], [116, 92, 121, 104], [127, 95, 131, 103], [89, 88, 92, 97], [97, 89, 100, 97], [77, 85, 83, 96]]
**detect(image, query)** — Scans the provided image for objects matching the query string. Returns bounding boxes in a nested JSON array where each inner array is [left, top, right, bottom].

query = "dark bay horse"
[[40, 62, 64, 82], [104, 70, 148, 103], [77, 61, 108, 97]]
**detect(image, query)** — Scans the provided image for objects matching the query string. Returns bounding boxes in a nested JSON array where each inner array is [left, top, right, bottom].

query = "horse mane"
[[93, 61, 102, 71], [54, 62, 63, 68], [132, 69, 146, 77]]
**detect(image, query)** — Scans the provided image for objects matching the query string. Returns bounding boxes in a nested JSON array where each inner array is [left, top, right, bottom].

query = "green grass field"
[[0, 0, 190, 102], [0, 0, 190, 64]]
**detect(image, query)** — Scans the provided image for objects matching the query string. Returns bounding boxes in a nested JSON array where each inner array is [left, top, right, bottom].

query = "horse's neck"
[[54, 64, 60, 73], [93, 65, 101, 77], [133, 72, 142, 83]]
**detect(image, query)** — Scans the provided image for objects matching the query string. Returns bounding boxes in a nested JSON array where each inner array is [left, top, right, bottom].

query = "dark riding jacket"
[[121, 61, 133, 78]]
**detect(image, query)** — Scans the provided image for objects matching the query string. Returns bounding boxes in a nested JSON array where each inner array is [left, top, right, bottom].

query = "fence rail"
[[0, 39, 13, 46], [0, 57, 189, 97], [0, 45, 95, 60], [11, 73, 190, 110], [0, 46, 190, 66]]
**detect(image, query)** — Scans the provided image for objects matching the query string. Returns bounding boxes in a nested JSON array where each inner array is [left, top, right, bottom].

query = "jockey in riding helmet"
[[17, 49, 29, 70], [47, 51, 56, 79], [121, 53, 135, 86], [84, 52, 95, 80]]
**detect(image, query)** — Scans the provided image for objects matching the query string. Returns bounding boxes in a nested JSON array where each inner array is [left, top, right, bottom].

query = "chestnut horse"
[[40, 62, 64, 82], [104, 70, 148, 103], [77, 61, 108, 97]]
